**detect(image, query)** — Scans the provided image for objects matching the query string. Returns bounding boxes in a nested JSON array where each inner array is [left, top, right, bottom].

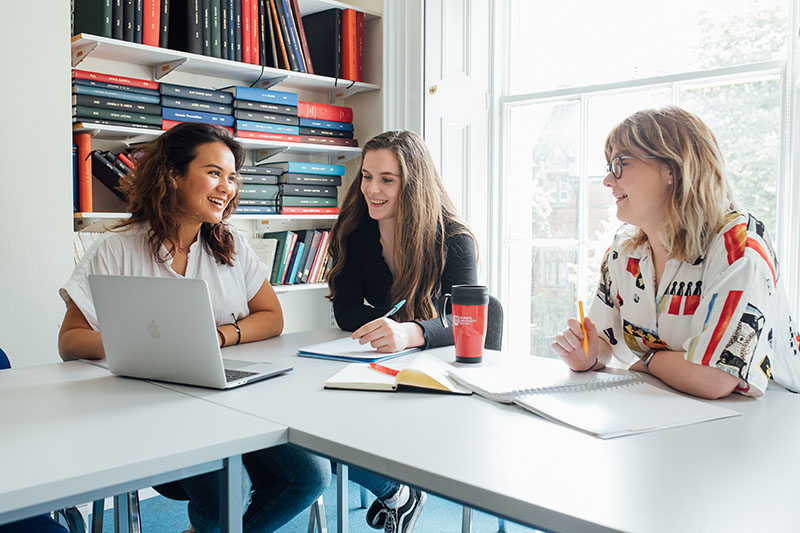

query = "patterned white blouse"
[[590, 211, 800, 398]]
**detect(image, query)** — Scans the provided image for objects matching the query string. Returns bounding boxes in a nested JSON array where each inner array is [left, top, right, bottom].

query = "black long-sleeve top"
[[331, 218, 478, 349]]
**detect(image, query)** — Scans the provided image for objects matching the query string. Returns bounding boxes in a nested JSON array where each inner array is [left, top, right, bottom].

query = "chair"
[[0, 348, 86, 533], [461, 295, 506, 533]]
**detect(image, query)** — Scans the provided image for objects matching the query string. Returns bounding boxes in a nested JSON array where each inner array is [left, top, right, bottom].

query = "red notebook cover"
[[250, 0, 260, 65], [142, 0, 161, 46], [235, 130, 300, 142], [341, 9, 357, 81], [242, 0, 252, 63], [72, 69, 159, 90], [297, 101, 353, 122], [356, 11, 363, 82], [73, 132, 93, 212]]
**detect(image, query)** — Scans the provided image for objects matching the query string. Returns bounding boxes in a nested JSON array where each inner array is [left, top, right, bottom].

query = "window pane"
[[508, 0, 789, 94], [678, 77, 782, 236], [507, 100, 580, 240], [531, 246, 577, 357]]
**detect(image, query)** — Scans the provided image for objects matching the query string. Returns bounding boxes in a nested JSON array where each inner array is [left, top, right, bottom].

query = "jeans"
[[0, 516, 68, 533], [343, 465, 401, 501], [178, 444, 331, 533]]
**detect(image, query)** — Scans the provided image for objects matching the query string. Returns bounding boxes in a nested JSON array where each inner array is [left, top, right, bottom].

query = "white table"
[[0, 361, 287, 532], [157, 329, 800, 533]]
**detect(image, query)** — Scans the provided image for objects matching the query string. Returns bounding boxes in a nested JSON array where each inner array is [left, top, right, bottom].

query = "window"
[[496, 0, 796, 356]]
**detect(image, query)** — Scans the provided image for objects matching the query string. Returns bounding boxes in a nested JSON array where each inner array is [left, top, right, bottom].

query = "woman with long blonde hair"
[[552, 106, 800, 400], [325, 129, 478, 532]]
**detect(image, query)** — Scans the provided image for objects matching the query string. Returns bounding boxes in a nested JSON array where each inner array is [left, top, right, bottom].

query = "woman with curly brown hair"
[[57, 122, 329, 532]]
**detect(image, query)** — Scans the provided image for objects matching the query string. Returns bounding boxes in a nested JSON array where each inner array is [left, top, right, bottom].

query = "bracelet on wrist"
[[231, 313, 241, 345], [642, 351, 656, 371], [217, 327, 227, 347], [573, 356, 598, 373]]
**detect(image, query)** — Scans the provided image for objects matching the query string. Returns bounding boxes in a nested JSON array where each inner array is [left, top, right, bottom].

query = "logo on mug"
[[453, 315, 476, 327]]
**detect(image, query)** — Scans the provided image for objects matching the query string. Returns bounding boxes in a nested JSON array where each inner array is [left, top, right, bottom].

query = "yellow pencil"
[[578, 300, 589, 357]]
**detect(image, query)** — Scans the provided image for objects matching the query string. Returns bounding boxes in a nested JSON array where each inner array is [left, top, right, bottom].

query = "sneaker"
[[366, 497, 389, 529], [384, 488, 427, 533]]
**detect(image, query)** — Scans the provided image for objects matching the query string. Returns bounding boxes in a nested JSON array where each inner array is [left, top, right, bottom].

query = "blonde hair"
[[326, 130, 476, 322], [605, 106, 736, 261]]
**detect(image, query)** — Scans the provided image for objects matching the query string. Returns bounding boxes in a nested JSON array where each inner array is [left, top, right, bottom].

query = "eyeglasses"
[[604, 155, 657, 179]]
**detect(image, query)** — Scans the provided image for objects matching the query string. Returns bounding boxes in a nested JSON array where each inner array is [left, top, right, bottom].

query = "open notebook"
[[298, 336, 419, 363], [448, 357, 741, 439], [324, 353, 470, 394]]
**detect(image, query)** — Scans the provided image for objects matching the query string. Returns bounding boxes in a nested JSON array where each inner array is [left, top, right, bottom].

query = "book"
[[279, 184, 337, 197], [256, 160, 345, 175], [238, 198, 278, 206], [73, 118, 162, 130], [278, 231, 298, 283], [284, 240, 304, 283], [168, 0, 202, 54], [447, 357, 741, 439], [281, 206, 339, 215], [73, 94, 161, 115], [296, 229, 321, 282], [72, 144, 79, 212], [298, 127, 354, 139], [162, 107, 234, 127], [73, 133, 93, 212], [224, 0, 234, 59], [73, 83, 161, 104], [263, 0, 279, 67], [236, 205, 278, 214], [356, 10, 363, 82], [239, 174, 278, 185], [250, 237, 278, 273], [113, 0, 124, 39], [91, 150, 126, 198], [160, 82, 234, 103], [233, 109, 299, 125], [239, 164, 281, 175], [291, 229, 315, 282], [302, 8, 341, 78], [160, 95, 233, 115], [134, 0, 144, 43], [324, 354, 471, 393], [280, 173, 342, 186], [289, 0, 313, 74], [73, 77, 160, 95], [297, 101, 353, 123], [276, 0, 302, 72], [241, 0, 250, 62], [239, 183, 279, 200], [210, 0, 221, 57], [298, 117, 354, 131], [234, 98, 296, 116], [262, 230, 292, 282], [201, 0, 211, 54], [159, 0, 170, 47], [73, 106, 161, 129], [281, 196, 337, 207], [235, 120, 298, 135], [268, 0, 290, 69], [161, 119, 234, 134], [235, 130, 300, 143], [307, 230, 330, 282], [220, 86, 298, 106], [73, 0, 113, 37], [299, 336, 419, 363], [124, 0, 134, 41], [257, 0, 267, 66], [142, 0, 160, 46], [341, 9, 357, 81], [250, 0, 260, 65], [233, 0, 242, 61], [300, 135, 358, 147]]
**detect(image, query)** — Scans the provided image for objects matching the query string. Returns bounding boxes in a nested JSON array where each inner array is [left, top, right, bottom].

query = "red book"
[[297, 101, 353, 122], [235, 130, 300, 142], [356, 11, 364, 82], [289, 0, 314, 74], [142, 0, 161, 47], [163, 119, 234, 134], [281, 207, 340, 216], [117, 152, 136, 169], [311, 231, 331, 283], [250, 0, 260, 65], [73, 132, 93, 212], [300, 135, 358, 147], [72, 69, 159, 90], [341, 9, 358, 81], [242, 0, 252, 63]]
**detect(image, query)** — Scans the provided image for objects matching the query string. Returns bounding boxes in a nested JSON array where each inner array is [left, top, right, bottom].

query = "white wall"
[[0, 4, 75, 366]]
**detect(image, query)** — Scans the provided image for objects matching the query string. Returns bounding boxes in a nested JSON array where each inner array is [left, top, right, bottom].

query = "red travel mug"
[[439, 285, 488, 363]]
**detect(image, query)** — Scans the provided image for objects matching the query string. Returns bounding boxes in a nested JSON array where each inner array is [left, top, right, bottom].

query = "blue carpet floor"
[[93, 475, 541, 532]]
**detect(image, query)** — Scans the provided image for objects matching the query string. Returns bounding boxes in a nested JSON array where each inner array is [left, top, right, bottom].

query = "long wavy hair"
[[326, 130, 475, 322], [116, 123, 245, 266], [605, 106, 736, 261]]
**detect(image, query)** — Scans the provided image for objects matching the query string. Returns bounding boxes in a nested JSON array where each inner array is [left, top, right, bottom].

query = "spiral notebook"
[[447, 357, 740, 439]]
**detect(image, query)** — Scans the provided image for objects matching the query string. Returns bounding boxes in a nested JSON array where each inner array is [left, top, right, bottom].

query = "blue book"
[[235, 205, 279, 214], [73, 78, 160, 96], [226, 0, 235, 61], [235, 121, 299, 135], [220, 86, 299, 106], [297, 117, 354, 132], [73, 84, 161, 104], [162, 107, 234, 126], [287, 242, 305, 284], [160, 82, 234, 104], [258, 161, 346, 176], [279, 0, 305, 73]]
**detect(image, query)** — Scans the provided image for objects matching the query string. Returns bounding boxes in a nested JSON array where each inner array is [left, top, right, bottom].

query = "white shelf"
[[71, 34, 380, 99], [272, 283, 328, 294], [72, 122, 362, 161]]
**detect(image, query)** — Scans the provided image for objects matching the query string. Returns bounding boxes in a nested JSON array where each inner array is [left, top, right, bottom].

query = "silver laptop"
[[88, 274, 292, 389]]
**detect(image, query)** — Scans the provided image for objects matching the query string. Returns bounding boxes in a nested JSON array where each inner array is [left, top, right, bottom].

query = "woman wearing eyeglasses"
[[551, 106, 800, 399]]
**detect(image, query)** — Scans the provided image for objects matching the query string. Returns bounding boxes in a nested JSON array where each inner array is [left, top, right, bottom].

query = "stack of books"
[[223, 86, 300, 143], [72, 69, 162, 131], [297, 101, 358, 147], [261, 228, 332, 285], [236, 165, 280, 215], [160, 83, 234, 131], [253, 160, 343, 215]]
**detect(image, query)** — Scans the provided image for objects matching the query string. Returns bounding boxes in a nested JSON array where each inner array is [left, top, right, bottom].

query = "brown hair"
[[326, 130, 476, 322], [605, 106, 736, 261], [116, 123, 245, 265]]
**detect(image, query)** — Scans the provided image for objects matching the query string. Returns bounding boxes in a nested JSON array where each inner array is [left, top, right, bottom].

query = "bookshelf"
[[69, 0, 384, 333]]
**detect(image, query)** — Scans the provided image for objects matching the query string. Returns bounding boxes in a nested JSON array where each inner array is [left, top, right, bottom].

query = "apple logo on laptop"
[[147, 320, 161, 339]]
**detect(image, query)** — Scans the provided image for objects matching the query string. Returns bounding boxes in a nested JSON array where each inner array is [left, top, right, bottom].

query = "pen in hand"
[[382, 299, 406, 318], [578, 300, 589, 358]]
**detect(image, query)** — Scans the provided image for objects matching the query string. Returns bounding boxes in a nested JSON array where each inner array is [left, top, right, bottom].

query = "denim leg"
[[241, 444, 331, 532], [178, 462, 253, 533], [344, 465, 401, 501]]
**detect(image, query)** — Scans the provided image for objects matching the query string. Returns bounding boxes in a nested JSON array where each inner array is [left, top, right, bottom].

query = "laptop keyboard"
[[225, 369, 259, 382]]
